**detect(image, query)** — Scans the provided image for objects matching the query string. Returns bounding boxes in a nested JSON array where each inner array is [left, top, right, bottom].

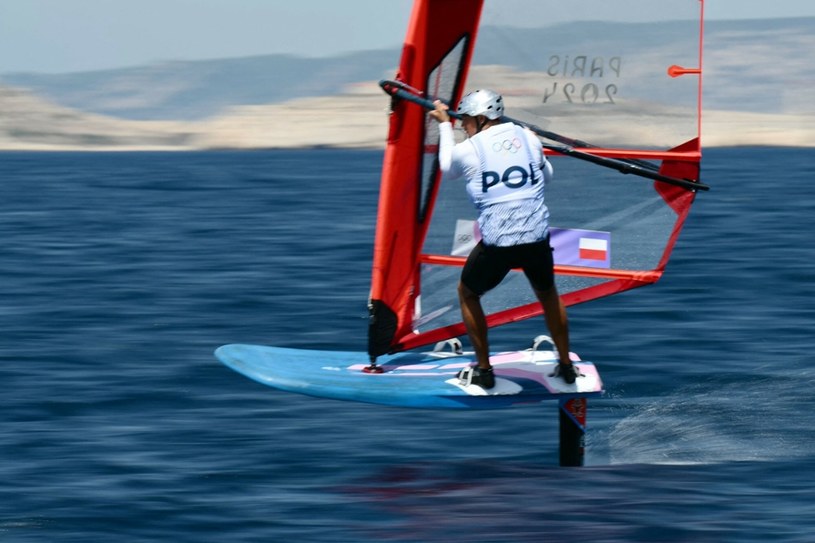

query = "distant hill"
[[476, 17, 815, 116], [1, 17, 813, 150], [0, 50, 398, 121], [2, 17, 813, 122]]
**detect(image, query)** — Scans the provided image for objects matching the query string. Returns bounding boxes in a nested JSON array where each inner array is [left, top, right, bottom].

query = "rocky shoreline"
[[1, 81, 812, 151]]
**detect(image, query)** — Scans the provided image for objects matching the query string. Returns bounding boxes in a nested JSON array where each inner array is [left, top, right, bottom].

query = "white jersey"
[[438, 121, 553, 247]]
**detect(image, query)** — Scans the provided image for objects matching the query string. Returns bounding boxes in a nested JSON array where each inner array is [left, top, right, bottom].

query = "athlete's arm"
[[438, 121, 456, 173]]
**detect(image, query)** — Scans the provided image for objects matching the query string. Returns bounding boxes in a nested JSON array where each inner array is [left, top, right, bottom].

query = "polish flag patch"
[[579, 237, 608, 261], [550, 228, 611, 268]]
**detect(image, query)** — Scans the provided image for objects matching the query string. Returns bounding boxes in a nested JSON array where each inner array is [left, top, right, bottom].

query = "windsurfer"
[[429, 90, 579, 387]]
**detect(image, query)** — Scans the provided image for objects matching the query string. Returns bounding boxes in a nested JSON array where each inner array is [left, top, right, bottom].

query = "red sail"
[[370, 0, 706, 358], [368, 0, 485, 357]]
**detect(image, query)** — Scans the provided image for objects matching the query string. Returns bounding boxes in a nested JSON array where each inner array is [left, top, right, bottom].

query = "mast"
[[367, 0, 485, 369]]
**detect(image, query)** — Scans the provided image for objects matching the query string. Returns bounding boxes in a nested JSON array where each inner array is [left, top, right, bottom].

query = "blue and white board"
[[215, 338, 603, 409]]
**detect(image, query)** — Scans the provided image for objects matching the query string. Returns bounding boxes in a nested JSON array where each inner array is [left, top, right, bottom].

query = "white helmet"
[[456, 89, 504, 120]]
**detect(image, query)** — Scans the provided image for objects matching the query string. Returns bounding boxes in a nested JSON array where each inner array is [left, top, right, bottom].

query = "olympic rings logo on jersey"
[[491, 138, 522, 154]]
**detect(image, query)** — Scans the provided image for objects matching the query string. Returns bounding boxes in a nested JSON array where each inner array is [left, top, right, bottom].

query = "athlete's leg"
[[458, 281, 491, 370], [520, 238, 573, 368], [533, 284, 572, 368]]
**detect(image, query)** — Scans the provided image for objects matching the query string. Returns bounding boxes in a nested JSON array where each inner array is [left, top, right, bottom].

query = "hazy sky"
[[1, 0, 813, 74]]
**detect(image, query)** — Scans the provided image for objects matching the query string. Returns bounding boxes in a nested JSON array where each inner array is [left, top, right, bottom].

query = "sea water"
[[1, 147, 813, 542]]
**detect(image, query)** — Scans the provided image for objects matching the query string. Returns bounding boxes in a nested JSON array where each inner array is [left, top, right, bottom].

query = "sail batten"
[[369, 0, 706, 358]]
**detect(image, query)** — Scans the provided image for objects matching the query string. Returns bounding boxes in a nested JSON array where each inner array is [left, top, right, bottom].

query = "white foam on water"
[[605, 375, 815, 465]]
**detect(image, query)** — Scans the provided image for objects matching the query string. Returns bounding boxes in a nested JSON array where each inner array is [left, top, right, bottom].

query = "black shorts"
[[461, 238, 555, 296]]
